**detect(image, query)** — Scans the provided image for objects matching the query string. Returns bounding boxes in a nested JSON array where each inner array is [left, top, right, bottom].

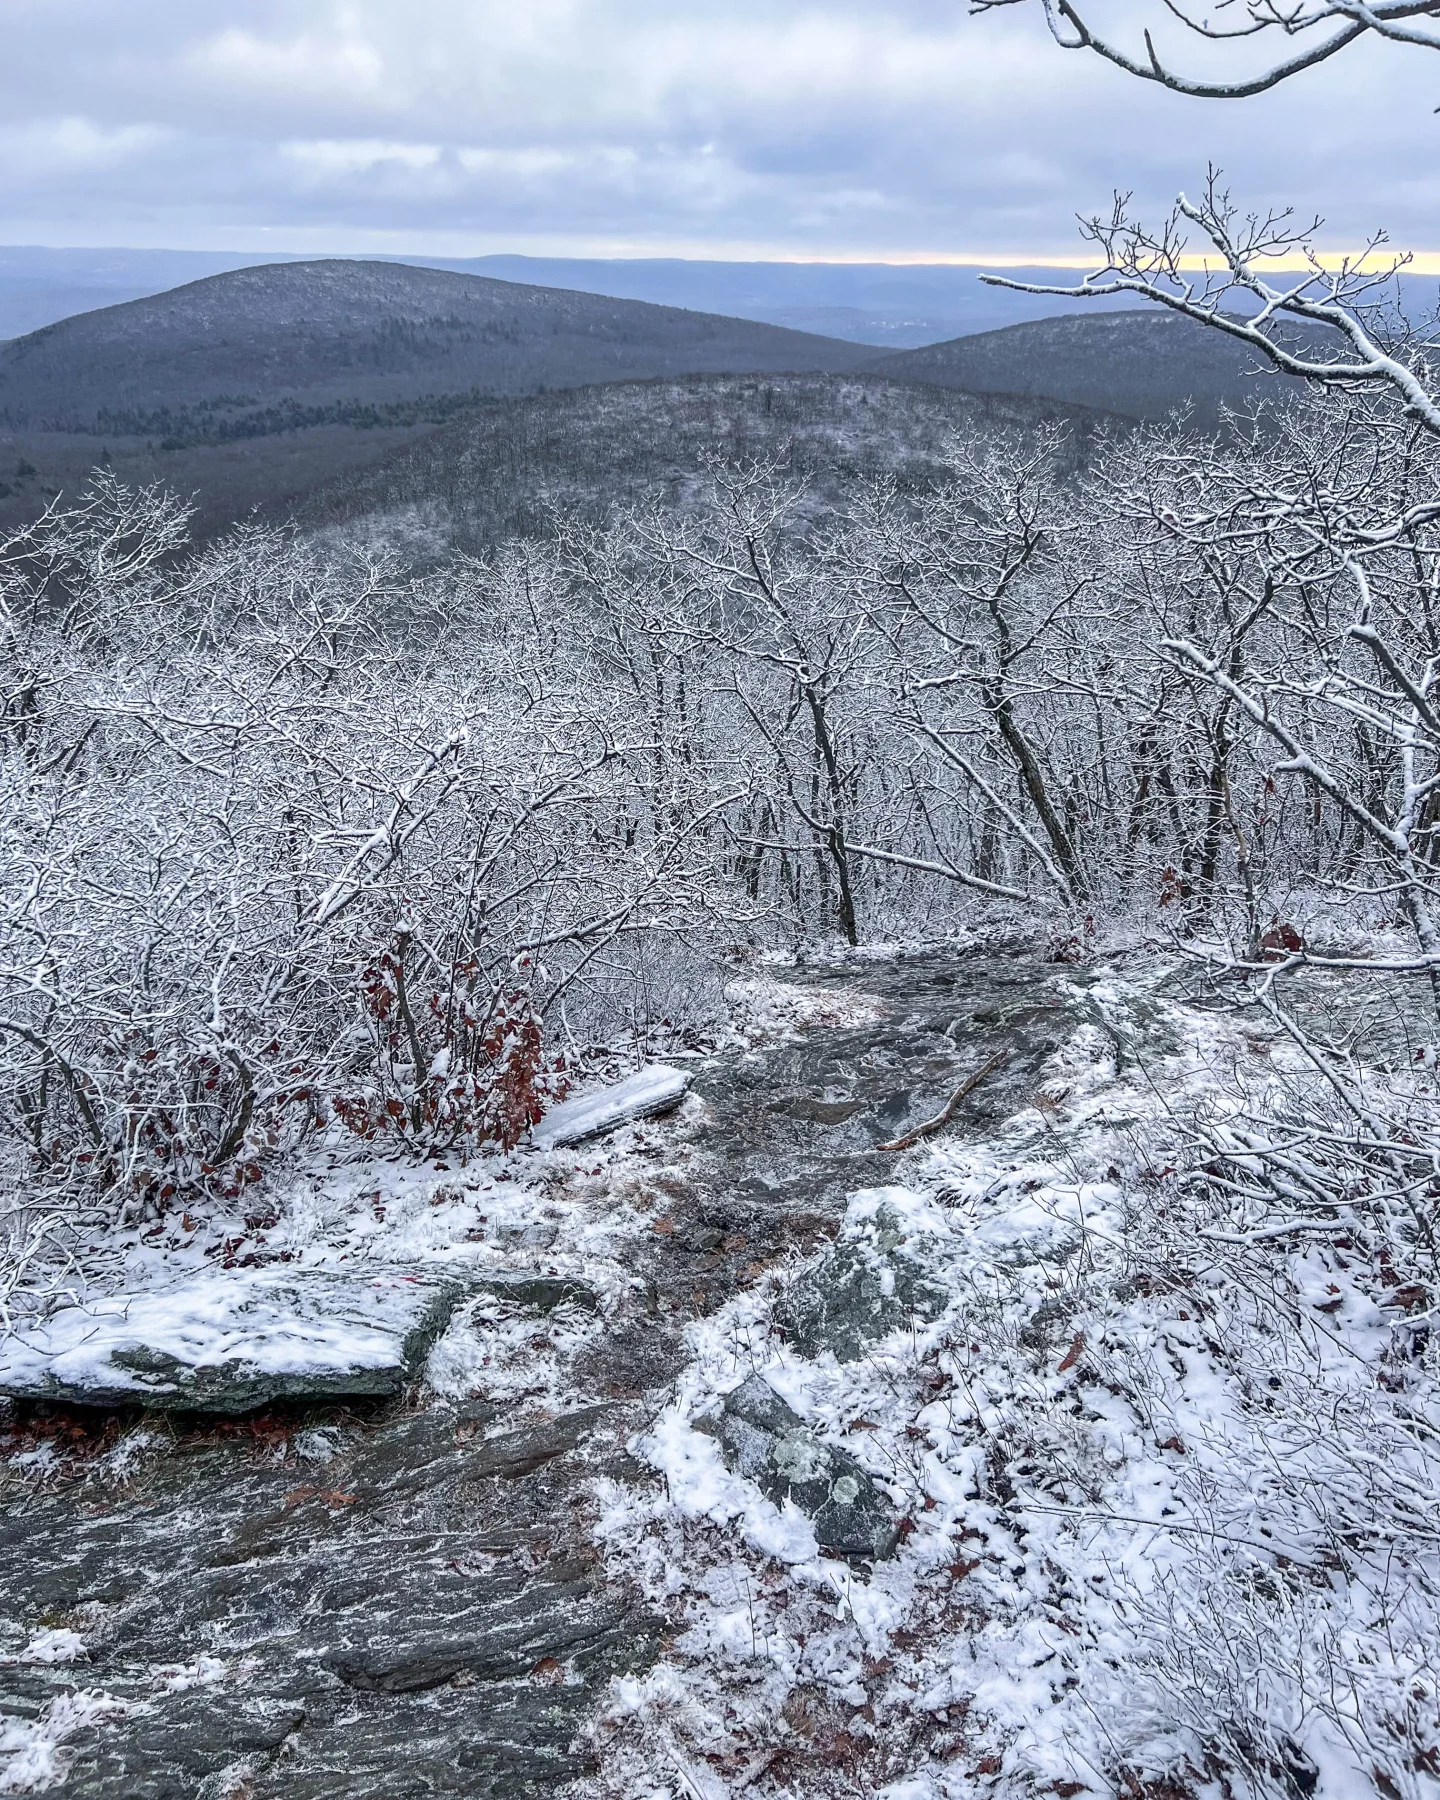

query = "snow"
[[425, 1282, 603, 1405], [531, 1064, 693, 1149], [720, 975, 886, 1046], [0, 1691, 134, 1795], [584, 966, 1440, 1800], [0, 1065, 705, 1435], [3, 952, 1436, 1797], [150, 1656, 227, 1693], [0, 1266, 462, 1409], [0, 1633, 86, 1669]]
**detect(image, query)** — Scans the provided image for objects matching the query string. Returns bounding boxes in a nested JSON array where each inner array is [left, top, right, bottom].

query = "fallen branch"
[[878, 1049, 1011, 1151]]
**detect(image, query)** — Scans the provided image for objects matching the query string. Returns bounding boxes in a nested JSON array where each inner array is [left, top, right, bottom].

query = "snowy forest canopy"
[[2, 365, 1439, 1240]]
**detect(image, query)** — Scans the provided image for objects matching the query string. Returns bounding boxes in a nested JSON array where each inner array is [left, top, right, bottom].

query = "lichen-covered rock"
[[708, 1375, 900, 1561], [775, 1205, 950, 1362]]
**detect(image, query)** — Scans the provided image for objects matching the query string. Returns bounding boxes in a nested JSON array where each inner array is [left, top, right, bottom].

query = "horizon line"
[[3, 240, 1440, 277]]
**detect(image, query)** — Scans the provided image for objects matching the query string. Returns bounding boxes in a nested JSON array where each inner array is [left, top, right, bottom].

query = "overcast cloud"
[[0, 0, 1431, 261]]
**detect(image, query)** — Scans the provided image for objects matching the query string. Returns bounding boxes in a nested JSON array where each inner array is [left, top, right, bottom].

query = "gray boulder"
[[776, 1206, 950, 1362], [705, 1375, 900, 1561]]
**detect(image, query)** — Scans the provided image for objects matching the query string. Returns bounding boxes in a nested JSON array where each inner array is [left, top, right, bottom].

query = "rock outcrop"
[[706, 1375, 901, 1561], [776, 1205, 950, 1363], [0, 1267, 466, 1412]]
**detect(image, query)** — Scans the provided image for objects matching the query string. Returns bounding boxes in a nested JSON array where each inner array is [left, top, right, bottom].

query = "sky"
[[0, 0, 1433, 265]]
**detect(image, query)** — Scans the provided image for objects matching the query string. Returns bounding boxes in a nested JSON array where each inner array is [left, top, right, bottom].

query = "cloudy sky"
[[0, 0, 1432, 264]]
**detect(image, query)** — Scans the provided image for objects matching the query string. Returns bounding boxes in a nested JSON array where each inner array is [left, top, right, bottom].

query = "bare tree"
[[983, 176, 1440, 436]]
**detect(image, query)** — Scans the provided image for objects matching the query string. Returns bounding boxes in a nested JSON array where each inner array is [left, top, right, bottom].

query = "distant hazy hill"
[[299, 371, 1123, 560], [871, 309, 1306, 428], [3, 245, 1431, 350], [0, 269, 1314, 547], [448, 258, 1160, 347], [0, 259, 875, 434], [0, 246, 1167, 347], [0, 246, 296, 341]]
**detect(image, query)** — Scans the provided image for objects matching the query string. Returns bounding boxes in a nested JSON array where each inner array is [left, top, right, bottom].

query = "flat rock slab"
[[532, 1064, 691, 1149], [0, 1399, 656, 1798], [0, 1267, 465, 1412], [707, 1374, 901, 1562]]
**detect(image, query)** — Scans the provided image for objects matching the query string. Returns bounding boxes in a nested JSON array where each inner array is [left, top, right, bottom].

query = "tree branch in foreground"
[[877, 1049, 1012, 1151], [981, 176, 1440, 434], [969, 0, 1440, 100]]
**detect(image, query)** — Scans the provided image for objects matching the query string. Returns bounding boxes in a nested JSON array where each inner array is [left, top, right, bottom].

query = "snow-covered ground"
[[580, 968, 1440, 1800]]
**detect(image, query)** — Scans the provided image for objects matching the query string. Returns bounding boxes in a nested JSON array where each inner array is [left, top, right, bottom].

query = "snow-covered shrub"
[[0, 481, 731, 1304]]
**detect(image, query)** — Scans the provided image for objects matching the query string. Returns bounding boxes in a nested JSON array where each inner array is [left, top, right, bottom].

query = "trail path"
[[0, 951, 1144, 1798]]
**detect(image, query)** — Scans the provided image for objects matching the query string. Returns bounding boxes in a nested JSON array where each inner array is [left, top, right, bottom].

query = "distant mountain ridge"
[[0, 246, 1167, 346], [0, 259, 875, 433], [2, 245, 1432, 351], [0, 259, 1342, 545], [869, 309, 1307, 428]]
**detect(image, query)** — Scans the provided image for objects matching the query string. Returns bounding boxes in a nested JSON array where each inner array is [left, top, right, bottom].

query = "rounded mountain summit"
[[0, 258, 879, 430]]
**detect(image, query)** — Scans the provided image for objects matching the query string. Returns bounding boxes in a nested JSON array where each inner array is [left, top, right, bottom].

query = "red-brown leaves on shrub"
[[333, 937, 569, 1154], [1258, 918, 1304, 959], [1157, 866, 1191, 907]]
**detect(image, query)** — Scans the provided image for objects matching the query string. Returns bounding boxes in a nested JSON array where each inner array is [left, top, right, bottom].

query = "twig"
[[878, 1049, 1011, 1151]]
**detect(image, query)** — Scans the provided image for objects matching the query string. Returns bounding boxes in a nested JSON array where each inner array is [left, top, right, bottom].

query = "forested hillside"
[[0, 259, 873, 431], [301, 371, 1121, 556], [0, 260, 865, 537], [870, 307, 1307, 428], [0, 267, 1300, 541]]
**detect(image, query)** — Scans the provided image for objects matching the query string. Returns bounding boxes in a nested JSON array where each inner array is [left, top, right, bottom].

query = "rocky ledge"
[[0, 1267, 466, 1413]]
